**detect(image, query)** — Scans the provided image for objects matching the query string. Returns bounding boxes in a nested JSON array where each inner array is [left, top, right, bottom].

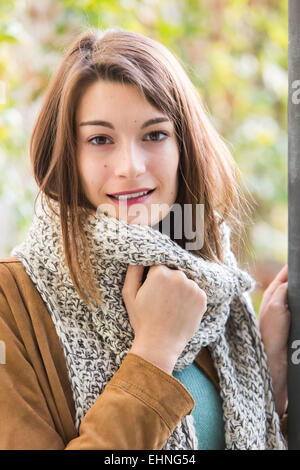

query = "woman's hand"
[[122, 264, 207, 374], [258, 263, 290, 417]]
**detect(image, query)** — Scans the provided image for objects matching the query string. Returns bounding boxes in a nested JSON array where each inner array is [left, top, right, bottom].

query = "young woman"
[[0, 27, 289, 450]]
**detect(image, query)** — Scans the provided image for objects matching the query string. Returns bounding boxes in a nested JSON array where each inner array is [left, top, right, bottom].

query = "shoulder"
[[0, 258, 26, 341], [0, 257, 42, 328], [0, 256, 50, 320], [0, 257, 29, 293], [0, 256, 23, 282], [0, 256, 52, 355], [0, 257, 24, 276], [0, 257, 22, 264]]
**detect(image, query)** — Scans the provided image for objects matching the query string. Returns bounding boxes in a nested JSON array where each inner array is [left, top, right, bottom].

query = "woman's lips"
[[107, 189, 155, 206]]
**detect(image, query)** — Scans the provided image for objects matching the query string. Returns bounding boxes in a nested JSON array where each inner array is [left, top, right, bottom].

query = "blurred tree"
[[0, 0, 288, 313]]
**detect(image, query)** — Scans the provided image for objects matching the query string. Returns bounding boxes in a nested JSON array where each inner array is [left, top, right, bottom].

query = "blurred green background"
[[0, 0, 287, 314]]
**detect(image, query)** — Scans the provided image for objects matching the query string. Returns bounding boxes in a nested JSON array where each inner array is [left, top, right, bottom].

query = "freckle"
[[104, 164, 107, 168]]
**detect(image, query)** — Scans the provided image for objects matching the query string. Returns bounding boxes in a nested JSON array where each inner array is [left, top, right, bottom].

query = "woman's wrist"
[[129, 340, 178, 375], [265, 350, 288, 417]]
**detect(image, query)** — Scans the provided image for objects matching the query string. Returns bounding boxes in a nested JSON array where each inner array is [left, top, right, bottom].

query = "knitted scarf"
[[11, 196, 286, 450]]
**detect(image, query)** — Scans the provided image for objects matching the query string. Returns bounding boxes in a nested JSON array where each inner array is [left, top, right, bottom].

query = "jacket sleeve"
[[0, 289, 194, 450], [65, 353, 195, 450]]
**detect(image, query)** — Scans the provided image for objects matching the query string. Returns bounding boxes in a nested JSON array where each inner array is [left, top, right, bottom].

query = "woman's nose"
[[113, 143, 146, 178]]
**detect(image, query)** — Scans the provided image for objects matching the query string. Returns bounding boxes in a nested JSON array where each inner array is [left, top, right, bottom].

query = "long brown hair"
[[30, 26, 255, 309]]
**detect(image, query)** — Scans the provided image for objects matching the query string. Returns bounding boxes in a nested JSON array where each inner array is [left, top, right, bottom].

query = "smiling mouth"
[[107, 188, 155, 200], [106, 189, 156, 207]]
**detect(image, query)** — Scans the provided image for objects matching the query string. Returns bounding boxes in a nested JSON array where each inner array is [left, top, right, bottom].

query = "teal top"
[[172, 362, 225, 450]]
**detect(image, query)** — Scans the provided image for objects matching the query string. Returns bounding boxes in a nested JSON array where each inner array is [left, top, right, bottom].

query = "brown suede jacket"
[[0, 258, 287, 450]]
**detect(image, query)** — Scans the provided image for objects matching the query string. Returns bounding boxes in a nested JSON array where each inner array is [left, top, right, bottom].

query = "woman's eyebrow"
[[79, 117, 170, 129]]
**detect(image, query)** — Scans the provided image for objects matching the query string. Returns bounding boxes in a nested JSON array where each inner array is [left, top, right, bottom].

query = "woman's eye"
[[144, 131, 168, 142], [87, 130, 168, 146], [88, 135, 111, 146]]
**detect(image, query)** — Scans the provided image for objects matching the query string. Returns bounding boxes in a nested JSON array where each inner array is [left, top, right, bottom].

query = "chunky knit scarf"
[[11, 196, 286, 450]]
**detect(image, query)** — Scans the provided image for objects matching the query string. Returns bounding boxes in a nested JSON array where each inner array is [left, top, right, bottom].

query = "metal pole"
[[288, 0, 300, 450]]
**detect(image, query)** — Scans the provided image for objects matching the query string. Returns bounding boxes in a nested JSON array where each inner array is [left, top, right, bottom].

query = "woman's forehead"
[[76, 81, 172, 129]]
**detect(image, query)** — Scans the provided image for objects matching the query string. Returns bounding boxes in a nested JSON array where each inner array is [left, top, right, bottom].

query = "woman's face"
[[76, 80, 180, 226]]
